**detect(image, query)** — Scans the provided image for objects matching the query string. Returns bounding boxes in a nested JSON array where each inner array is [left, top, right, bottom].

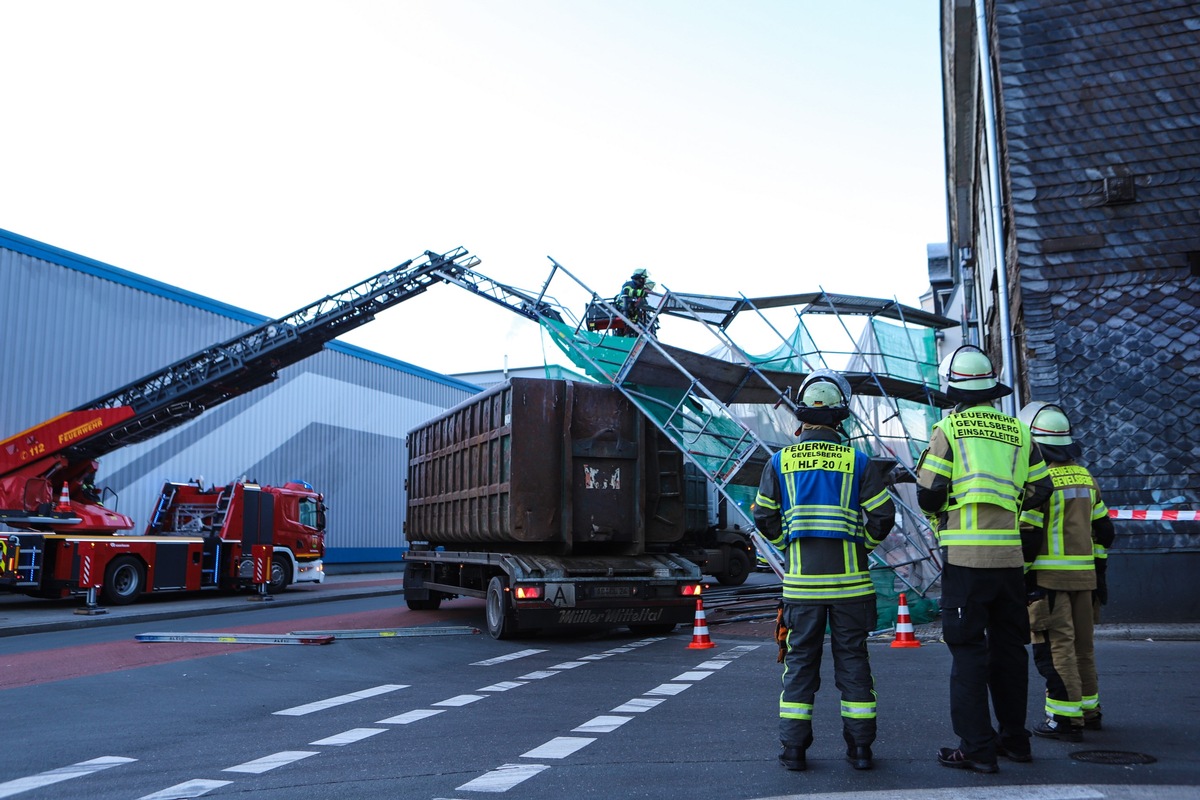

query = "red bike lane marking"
[[1, 602, 481, 690]]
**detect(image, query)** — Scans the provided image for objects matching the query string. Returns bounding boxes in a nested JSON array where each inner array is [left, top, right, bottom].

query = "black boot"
[[778, 745, 807, 771], [847, 745, 873, 770], [1033, 716, 1083, 742]]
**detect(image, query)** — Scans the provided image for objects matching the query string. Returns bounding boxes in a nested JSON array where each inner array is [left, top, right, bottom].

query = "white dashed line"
[[274, 684, 409, 716], [378, 709, 446, 724], [672, 670, 713, 681], [549, 661, 588, 669], [433, 694, 486, 707], [478, 681, 527, 692], [138, 779, 232, 799], [457, 763, 549, 792], [224, 751, 319, 774], [573, 715, 633, 733], [520, 737, 596, 759], [0, 757, 136, 799], [310, 728, 387, 746], [611, 697, 665, 713], [695, 659, 732, 669], [645, 683, 691, 696], [470, 649, 547, 666], [517, 670, 559, 679]]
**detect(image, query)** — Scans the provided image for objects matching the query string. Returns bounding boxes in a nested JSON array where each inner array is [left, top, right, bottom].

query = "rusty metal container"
[[405, 378, 688, 553]]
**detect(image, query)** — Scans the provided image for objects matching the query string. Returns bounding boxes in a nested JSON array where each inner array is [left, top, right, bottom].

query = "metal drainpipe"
[[977, 0, 1018, 415]]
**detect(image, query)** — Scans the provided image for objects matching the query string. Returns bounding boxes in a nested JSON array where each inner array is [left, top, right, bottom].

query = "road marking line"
[[672, 670, 713, 681], [517, 670, 559, 680], [434, 694, 486, 707], [612, 698, 664, 713], [274, 684, 408, 716], [604, 647, 634, 654], [0, 756, 135, 799], [573, 715, 633, 733], [223, 751, 319, 774], [645, 683, 690, 696], [478, 681, 527, 692], [456, 763, 549, 792], [695, 659, 732, 669], [471, 649, 547, 666], [520, 737, 596, 759], [137, 779, 232, 799], [378, 709, 445, 724], [578, 654, 613, 660], [311, 728, 388, 746], [549, 661, 588, 669]]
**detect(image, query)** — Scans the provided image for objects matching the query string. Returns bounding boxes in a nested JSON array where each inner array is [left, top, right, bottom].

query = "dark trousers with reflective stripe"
[[780, 597, 876, 749], [939, 563, 1031, 761]]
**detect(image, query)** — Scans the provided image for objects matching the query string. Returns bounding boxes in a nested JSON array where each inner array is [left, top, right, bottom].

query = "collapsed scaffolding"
[[428, 255, 955, 617]]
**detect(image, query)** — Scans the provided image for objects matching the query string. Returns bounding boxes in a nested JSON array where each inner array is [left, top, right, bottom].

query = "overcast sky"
[[2, 1, 947, 376]]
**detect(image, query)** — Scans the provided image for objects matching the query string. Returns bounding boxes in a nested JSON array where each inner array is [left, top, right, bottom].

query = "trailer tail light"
[[681, 584, 703, 596], [513, 585, 541, 600]]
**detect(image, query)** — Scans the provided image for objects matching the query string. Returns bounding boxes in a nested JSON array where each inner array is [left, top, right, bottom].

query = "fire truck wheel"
[[486, 576, 515, 640], [268, 558, 292, 594], [102, 556, 146, 605], [716, 545, 751, 586]]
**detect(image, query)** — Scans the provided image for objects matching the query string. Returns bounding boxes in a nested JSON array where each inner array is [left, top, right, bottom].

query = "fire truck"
[[0, 246, 484, 605]]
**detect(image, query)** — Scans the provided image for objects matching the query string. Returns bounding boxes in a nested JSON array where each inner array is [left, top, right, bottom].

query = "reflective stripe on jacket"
[[1021, 462, 1108, 590]]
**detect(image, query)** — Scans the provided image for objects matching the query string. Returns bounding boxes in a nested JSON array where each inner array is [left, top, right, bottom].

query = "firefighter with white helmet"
[[754, 369, 895, 772], [1018, 401, 1114, 741], [916, 345, 1053, 772]]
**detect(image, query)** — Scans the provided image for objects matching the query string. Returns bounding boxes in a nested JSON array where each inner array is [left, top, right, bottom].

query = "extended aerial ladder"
[[0, 246, 485, 533]]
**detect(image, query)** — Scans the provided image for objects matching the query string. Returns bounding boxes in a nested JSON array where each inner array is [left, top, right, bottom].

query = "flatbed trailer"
[[403, 547, 701, 639]]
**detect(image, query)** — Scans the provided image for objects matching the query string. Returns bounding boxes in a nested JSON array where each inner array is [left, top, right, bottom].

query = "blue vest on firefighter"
[[770, 440, 869, 544]]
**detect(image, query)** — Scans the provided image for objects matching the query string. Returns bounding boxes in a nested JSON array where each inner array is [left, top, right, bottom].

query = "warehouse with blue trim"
[[0, 228, 481, 569]]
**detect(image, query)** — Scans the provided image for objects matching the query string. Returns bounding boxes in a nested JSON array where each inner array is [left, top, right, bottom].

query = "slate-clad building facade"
[[0, 229, 480, 567], [942, 0, 1200, 621]]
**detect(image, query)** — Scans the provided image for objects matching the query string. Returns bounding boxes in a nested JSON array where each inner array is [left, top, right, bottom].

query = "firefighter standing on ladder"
[[1018, 401, 1114, 741], [754, 370, 895, 773], [617, 268, 657, 337], [916, 345, 1053, 773]]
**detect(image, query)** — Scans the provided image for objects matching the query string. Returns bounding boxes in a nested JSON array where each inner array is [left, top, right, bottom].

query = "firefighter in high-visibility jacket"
[[754, 370, 895, 773], [1018, 402, 1114, 741], [916, 345, 1053, 773]]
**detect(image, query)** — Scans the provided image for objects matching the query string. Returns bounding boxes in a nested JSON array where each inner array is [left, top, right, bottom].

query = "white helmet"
[[799, 370, 850, 409], [940, 344, 1012, 400], [1019, 401, 1074, 446]]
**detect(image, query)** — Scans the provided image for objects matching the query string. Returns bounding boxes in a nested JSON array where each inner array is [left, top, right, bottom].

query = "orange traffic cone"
[[55, 482, 72, 513], [687, 596, 715, 649], [890, 592, 921, 648]]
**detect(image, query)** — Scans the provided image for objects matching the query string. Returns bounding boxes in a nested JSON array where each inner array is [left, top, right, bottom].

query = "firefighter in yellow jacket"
[[916, 345, 1052, 773], [1018, 402, 1114, 741], [754, 370, 895, 773]]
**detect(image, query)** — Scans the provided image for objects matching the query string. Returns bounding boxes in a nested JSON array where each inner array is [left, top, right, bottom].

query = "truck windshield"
[[298, 497, 322, 530]]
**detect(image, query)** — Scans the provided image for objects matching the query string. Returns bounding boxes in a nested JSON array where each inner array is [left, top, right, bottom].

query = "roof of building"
[[0, 228, 481, 394]]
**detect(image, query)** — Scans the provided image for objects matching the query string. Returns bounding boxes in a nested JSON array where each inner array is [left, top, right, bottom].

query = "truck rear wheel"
[[486, 576, 515, 640], [101, 556, 145, 605], [404, 562, 442, 611], [716, 546, 751, 586]]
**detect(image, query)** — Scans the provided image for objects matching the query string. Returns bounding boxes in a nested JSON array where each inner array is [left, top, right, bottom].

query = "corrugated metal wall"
[[0, 229, 479, 565]]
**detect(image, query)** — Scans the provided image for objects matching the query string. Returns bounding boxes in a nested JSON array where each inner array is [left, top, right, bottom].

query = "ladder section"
[[67, 247, 483, 462]]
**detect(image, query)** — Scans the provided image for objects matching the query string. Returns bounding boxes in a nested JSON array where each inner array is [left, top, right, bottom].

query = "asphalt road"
[[1, 575, 1198, 800]]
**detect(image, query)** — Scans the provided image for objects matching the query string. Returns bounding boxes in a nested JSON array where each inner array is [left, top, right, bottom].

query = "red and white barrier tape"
[[1109, 509, 1199, 521]]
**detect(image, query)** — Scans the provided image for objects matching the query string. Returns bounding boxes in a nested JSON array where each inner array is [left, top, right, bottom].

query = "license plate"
[[592, 586, 633, 598]]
